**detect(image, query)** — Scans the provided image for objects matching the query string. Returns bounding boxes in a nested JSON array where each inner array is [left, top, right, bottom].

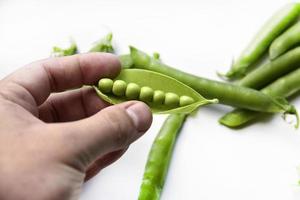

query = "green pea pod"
[[119, 54, 134, 69], [52, 40, 78, 56], [138, 114, 186, 200], [223, 3, 300, 79], [269, 21, 300, 60], [94, 69, 217, 114], [220, 68, 300, 128], [129, 46, 297, 116], [238, 46, 300, 89], [89, 32, 114, 53]]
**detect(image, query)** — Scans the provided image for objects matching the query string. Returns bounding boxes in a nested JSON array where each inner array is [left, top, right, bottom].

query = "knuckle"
[[101, 107, 135, 147]]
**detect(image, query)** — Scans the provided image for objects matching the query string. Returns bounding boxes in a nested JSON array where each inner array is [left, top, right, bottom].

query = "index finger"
[[3, 53, 121, 106]]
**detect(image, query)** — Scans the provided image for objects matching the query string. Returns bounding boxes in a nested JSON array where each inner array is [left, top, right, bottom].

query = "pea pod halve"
[[94, 69, 218, 114]]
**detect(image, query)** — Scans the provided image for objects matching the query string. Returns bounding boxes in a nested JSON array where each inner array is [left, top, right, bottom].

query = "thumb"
[[53, 101, 152, 171]]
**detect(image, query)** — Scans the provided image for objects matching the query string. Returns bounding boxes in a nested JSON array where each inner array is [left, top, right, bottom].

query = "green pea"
[[139, 86, 154, 102], [112, 80, 127, 96], [153, 90, 165, 104], [165, 93, 179, 107], [98, 78, 114, 93], [179, 96, 195, 107], [126, 83, 140, 100]]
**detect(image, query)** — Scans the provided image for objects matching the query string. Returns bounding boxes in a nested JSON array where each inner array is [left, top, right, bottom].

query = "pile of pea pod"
[[52, 3, 300, 199]]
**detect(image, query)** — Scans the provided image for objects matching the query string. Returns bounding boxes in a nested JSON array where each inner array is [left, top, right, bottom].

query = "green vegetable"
[[94, 69, 217, 114], [164, 93, 179, 107], [238, 46, 300, 89], [98, 78, 114, 93], [220, 68, 300, 128], [153, 90, 165, 104], [179, 95, 195, 107], [119, 54, 134, 69], [129, 47, 296, 115], [138, 114, 186, 200], [269, 21, 300, 59], [89, 32, 114, 53], [223, 3, 300, 79], [112, 80, 127, 96], [52, 40, 78, 56], [126, 83, 140, 100], [153, 52, 160, 60], [140, 86, 154, 102]]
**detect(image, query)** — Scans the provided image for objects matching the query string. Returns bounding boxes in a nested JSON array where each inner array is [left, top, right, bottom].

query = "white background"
[[1, 0, 300, 199]]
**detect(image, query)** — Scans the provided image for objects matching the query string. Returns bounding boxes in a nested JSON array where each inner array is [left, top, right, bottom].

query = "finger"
[[52, 101, 152, 171], [1, 53, 120, 109], [38, 86, 109, 122], [84, 148, 127, 182]]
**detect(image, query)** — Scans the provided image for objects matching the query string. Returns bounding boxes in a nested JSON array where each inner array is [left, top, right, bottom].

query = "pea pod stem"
[[138, 114, 186, 200], [223, 3, 300, 79], [220, 68, 300, 128], [129, 46, 295, 116]]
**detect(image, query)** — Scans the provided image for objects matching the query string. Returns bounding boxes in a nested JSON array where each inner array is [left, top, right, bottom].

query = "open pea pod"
[[93, 69, 218, 114]]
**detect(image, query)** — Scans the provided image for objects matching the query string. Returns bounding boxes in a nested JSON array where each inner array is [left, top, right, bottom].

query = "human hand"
[[0, 53, 152, 200]]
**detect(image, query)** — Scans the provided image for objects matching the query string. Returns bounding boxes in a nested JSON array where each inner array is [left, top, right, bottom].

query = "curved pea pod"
[[138, 114, 186, 200], [94, 69, 218, 114], [238, 46, 300, 89], [269, 21, 300, 60], [129, 46, 298, 115], [219, 68, 300, 128], [223, 3, 300, 79]]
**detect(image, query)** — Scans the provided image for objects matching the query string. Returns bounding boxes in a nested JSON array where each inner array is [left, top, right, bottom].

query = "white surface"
[[1, 0, 300, 199]]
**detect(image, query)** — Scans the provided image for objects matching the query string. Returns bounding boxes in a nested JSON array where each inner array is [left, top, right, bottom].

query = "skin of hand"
[[0, 53, 152, 200]]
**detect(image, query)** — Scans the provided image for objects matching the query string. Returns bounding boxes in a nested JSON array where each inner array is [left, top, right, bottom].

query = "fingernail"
[[126, 102, 152, 132]]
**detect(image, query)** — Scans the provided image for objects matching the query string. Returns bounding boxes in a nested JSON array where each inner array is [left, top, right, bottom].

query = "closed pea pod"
[[220, 68, 300, 128], [94, 69, 217, 114], [129, 47, 297, 116], [237, 46, 300, 89], [138, 114, 186, 200], [269, 21, 300, 59], [223, 3, 300, 79]]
